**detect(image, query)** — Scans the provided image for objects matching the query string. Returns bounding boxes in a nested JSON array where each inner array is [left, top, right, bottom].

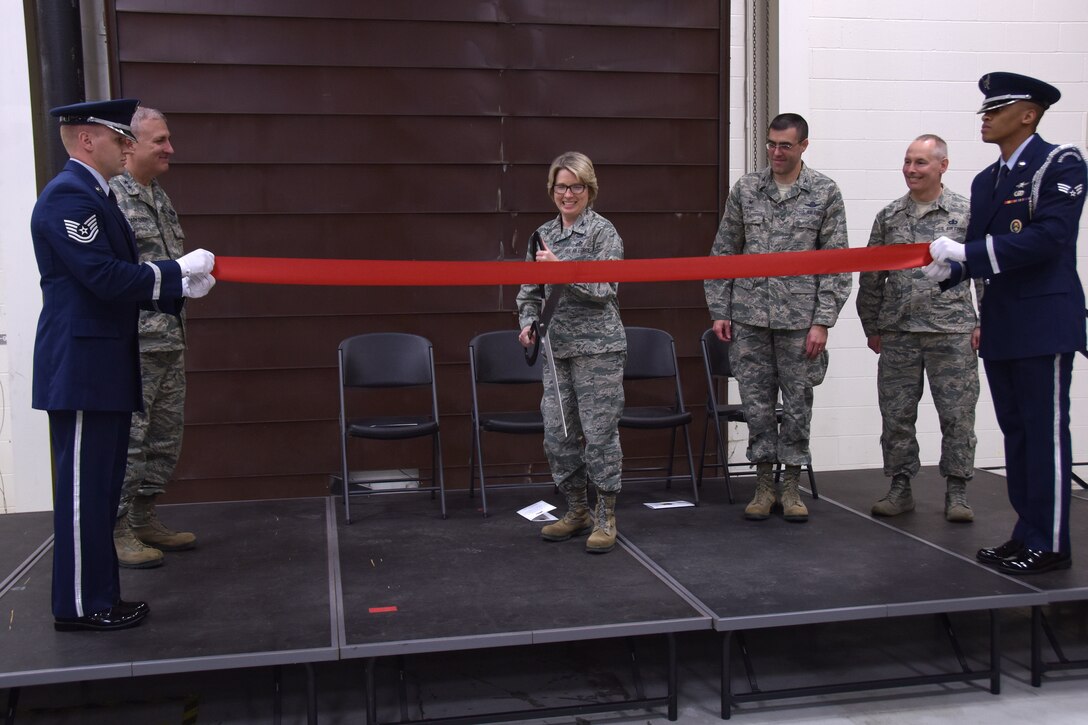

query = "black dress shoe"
[[54, 605, 148, 632], [996, 548, 1072, 575], [976, 539, 1024, 564], [115, 599, 150, 617]]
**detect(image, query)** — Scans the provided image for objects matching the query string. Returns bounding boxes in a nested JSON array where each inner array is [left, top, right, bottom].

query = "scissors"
[[524, 231, 569, 437]]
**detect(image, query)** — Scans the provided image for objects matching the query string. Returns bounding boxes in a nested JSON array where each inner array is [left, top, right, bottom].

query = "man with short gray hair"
[[110, 107, 200, 568], [857, 134, 980, 522]]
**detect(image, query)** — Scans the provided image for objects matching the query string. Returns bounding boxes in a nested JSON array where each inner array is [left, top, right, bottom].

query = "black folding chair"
[[468, 330, 552, 516], [619, 327, 699, 504], [698, 328, 818, 502], [337, 333, 446, 523]]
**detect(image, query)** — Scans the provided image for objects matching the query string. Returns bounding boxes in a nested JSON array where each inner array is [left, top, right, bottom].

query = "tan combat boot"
[[871, 474, 915, 517], [743, 463, 777, 520], [541, 487, 592, 541], [585, 493, 617, 554], [945, 476, 974, 523], [114, 516, 164, 569], [130, 495, 197, 551], [780, 465, 809, 523]]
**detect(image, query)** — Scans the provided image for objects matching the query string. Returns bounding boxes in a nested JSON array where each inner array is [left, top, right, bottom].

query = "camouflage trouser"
[[730, 322, 826, 466], [877, 331, 978, 479], [541, 351, 626, 494], [120, 349, 186, 513]]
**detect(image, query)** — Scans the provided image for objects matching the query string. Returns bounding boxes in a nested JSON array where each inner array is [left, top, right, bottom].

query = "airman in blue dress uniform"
[[32, 99, 217, 630], [927, 73, 1087, 574]]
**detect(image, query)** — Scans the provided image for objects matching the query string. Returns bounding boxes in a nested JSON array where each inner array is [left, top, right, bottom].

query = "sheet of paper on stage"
[[517, 501, 558, 521], [643, 500, 695, 509]]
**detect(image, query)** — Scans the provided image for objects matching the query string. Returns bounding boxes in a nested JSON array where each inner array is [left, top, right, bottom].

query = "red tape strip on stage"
[[211, 243, 932, 287]]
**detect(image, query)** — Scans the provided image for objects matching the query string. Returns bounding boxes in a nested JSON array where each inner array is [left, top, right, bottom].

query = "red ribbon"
[[211, 243, 932, 287]]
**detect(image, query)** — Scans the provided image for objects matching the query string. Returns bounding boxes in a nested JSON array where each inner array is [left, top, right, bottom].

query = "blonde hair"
[[547, 151, 599, 204]]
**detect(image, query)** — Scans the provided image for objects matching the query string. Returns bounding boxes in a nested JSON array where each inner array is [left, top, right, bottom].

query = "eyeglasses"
[[766, 141, 798, 151], [553, 183, 587, 195]]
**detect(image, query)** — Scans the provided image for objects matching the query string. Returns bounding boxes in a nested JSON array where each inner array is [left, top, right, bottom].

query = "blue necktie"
[[993, 164, 1009, 197]]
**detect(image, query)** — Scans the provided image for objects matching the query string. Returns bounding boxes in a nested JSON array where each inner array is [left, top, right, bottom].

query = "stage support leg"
[[4, 687, 19, 725], [627, 638, 646, 701], [366, 657, 378, 724], [667, 633, 678, 721], [939, 613, 970, 671], [1032, 606, 1043, 687], [989, 609, 1001, 694], [304, 662, 317, 725], [272, 665, 282, 725], [720, 631, 733, 720]]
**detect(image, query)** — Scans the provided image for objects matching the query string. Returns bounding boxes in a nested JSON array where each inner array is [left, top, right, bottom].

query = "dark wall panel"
[[113, 1, 728, 502], [116, 1, 720, 28], [118, 14, 718, 73]]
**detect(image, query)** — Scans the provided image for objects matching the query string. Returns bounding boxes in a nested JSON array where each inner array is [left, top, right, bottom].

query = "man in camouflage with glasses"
[[704, 113, 851, 523], [858, 134, 980, 523]]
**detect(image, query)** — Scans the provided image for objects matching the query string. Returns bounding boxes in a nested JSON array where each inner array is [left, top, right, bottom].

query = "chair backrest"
[[701, 328, 733, 379], [339, 333, 434, 388], [623, 327, 679, 380], [469, 330, 542, 385]]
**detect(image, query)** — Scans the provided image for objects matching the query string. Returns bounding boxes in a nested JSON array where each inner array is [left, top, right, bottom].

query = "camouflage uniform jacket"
[[109, 171, 186, 352], [856, 189, 980, 337], [516, 208, 626, 358], [704, 164, 851, 330]]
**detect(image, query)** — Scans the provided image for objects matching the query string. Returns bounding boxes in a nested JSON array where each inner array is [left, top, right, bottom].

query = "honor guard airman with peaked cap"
[[926, 73, 1087, 575], [32, 98, 217, 631]]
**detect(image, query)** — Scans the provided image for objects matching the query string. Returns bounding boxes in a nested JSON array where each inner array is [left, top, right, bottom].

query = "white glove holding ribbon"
[[177, 248, 215, 277], [928, 236, 966, 263], [182, 273, 216, 299], [923, 260, 952, 282]]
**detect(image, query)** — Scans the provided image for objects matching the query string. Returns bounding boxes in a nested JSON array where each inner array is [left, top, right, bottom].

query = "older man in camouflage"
[[109, 107, 197, 567], [705, 113, 851, 523], [857, 134, 980, 522]]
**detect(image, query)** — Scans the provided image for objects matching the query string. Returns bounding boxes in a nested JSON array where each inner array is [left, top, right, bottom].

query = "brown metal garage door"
[[110, 0, 730, 501]]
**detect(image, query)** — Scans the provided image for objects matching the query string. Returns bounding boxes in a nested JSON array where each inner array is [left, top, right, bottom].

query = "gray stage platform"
[[619, 476, 1042, 629], [0, 498, 338, 689], [1, 467, 1086, 723], [816, 467, 1088, 601], [0, 512, 51, 596]]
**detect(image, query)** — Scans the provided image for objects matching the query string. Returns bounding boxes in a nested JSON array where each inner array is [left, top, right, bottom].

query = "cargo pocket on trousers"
[[809, 349, 828, 386]]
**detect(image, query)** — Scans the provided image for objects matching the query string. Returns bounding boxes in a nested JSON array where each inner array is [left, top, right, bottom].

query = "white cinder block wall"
[[1, 2, 1087, 510], [745, 0, 1088, 475], [0, 0, 47, 514]]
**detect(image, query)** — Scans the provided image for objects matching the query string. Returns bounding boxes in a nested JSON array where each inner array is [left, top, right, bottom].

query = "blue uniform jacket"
[[945, 135, 1087, 360], [31, 160, 185, 412]]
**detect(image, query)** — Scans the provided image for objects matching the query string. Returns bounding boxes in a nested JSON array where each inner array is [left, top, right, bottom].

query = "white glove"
[[929, 236, 966, 263], [923, 260, 952, 282], [182, 273, 216, 299], [177, 248, 215, 277]]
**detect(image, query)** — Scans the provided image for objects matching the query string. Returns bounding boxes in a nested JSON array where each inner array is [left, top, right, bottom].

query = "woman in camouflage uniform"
[[517, 152, 627, 553]]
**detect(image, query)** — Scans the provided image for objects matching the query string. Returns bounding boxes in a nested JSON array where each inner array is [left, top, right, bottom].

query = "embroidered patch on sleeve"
[[63, 214, 99, 243], [1057, 183, 1084, 198]]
